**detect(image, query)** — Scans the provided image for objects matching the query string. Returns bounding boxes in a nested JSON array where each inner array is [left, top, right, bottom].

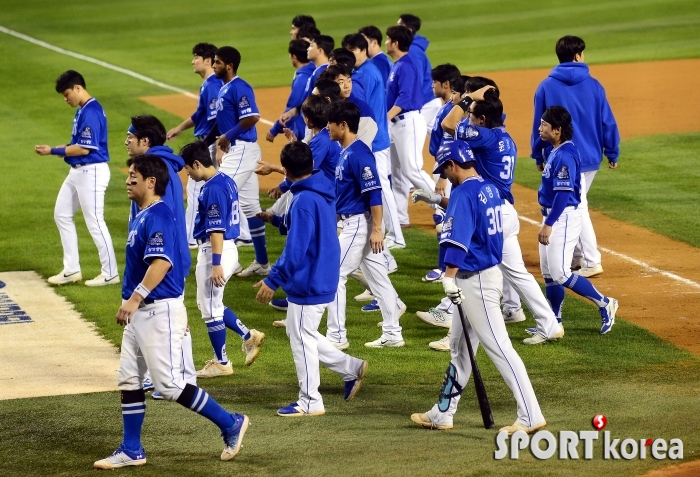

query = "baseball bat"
[[456, 302, 495, 429]]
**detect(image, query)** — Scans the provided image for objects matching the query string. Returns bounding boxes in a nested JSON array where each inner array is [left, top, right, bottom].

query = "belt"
[[338, 211, 369, 220], [196, 238, 210, 245], [456, 271, 479, 279], [71, 163, 87, 169], [541, 205, 577, 217], [391, 110, 418, 123]]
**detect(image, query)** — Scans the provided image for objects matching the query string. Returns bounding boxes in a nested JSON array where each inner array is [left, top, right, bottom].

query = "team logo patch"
[[443, 216, 454, 233], [238, 96, 250, 109], [147, 232, 164, 246], [361, 166, 375, 181], [207, 204, 221, 219], [465, 126, 480, 139], [80, 127, 92, 138], [557, 166, 570, 180]]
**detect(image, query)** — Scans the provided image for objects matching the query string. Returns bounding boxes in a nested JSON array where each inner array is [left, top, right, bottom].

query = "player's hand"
[[265, 131, 275, 143], [211, 265, 226, 288], [116, 297, 141, 326], [216, 146, 224, 166], [283, 128, 298, 142], [442, 277, 464, 305], [435, 178, 448, 197], [538, 224, 552, 245], [608, 160, 618, 169], [465, 85, 496, 102], [254, 160, 276, 176], [279, 108, 296, 126], [268, 186, 283, 200], [369, 229, 384, 254], [253, 280, 275, 304], [537, 163, 544, 172], [216, 135, 231, 152], [34, 145, 52, 156], [256, 212, 274, 223], [412, 189, 441, 205], [166, 127, 181, 141]]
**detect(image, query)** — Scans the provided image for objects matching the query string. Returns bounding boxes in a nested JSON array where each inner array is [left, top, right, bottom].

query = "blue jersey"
[[214, 76, 259, 142], [408, 34, 434, 105], [353, 60, 390, 151], [123, 202, 185, 300], [279, 129, 340, 194], [538, 141, 582, 208], [270, 62, 315, 139], [455, 122, 517, 205], [440, 177, 504, 272], [191, 73, 223, 137], [334, 139, 382, 215], [386, 55, 423, 113], [370, 52, 392, 87], [429, 100, 454, 158], [68, 97, 109, 166], [300, 63, 329, 106], [194, 172, 241, 241]]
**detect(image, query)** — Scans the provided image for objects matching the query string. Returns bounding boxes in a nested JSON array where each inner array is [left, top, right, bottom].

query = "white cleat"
[[196, 359, 233, 378], [364, 337, 405, 348], [85, 274, 120, 287], [242, 329, 265, 366], [577, 263, 603, 278], [429, 333, 451, 351], [415, 308, 452, 328], [236, 260, 270, 277], [48, 270, 82, 286], [354, 289, 375, 302], [502, 308, 526, 323], [94, 445, 146, 470]]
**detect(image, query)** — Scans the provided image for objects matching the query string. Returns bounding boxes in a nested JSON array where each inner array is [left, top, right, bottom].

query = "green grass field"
[[1, 1, 700, 475]]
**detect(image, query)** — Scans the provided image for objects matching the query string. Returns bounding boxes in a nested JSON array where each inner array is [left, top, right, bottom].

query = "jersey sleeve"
[[74, 107, 102, 150], [552, 152, 576, 191], [235, 83, 260, 120], [351, 149, 381, 194], [201, 186, 228, 234], [143, 214, 177, 267], [454, 122, 496, 150]]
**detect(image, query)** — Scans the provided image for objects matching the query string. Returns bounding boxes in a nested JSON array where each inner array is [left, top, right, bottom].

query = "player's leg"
[[374, 148, 405, 247], [185, 177, 204, 248], [421, 98, 443, 136], [181, 330, 197, 386], [389, 139, 410, 227], [576, 171, 602, 274], [316, 330, 368, 401], [52, 171, 81, 277], [75, 163, 119, 281], [219, 144, 252, 242], [392, 114, 435, 195]]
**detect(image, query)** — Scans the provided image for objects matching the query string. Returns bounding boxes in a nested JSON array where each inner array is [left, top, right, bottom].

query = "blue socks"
[[545, 278, 565, 321], [563, 274, 608, 307], [223, 307, 251, 341], [206, 320, 228, 364], [176, 384, 234, 431], [247, 216, 268, 266], [121, 389, 146, 452]]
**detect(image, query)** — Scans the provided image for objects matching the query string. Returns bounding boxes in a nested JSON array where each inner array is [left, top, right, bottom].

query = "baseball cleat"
[[523, 327, 565, 345], [354, 289, 375, 301], [85, 274, 120, 287], [344, 360, 368, 401], [196, 359, 233, 378], [410, 412, 453, 430], [277, 402, 326, 417], [221, 414, 249, 460], [94, 444, 146, 469], [234, 238, 253, 248], [236, 260, 270, 277], [269, 298, 288, 311], [142, 378, 154, 392], [600, 297, 618, 334], [416, 308, 452, 328], [364, 337, 405, 348], [499, 420, 547, 436], [571, 257, 584, 271], [151, 391, 165, 400], [384, 238, 406, 250], [429, 333, 451, 351], [502, 308, 526, 323], [242, 329, 265, 366], [577, 263, 603, 278], [362, 300, 380, 312], [48, 270, 82, 285], [422, 269, 444, 283], [272, 319, 286, 328], [525, 327, 538, 335], [330, 340, 350, 351]]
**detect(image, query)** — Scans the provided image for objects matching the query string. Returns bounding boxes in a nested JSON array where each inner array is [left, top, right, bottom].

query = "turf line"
[[518, 214, 700, 289], [0, 25, 275, 126]]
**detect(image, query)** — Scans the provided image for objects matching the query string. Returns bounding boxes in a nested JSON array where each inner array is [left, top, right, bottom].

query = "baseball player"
[[290, 14, 318, 39], [206, 46, 270, 277], [94, 154, 248, 469], [166, 43, 223, 249], [327, 101, 405, 349], [531, 36, 620, 278], [410, 141, 546, 435], [255, 142, 368, 416], [358, 26, 393, 86], [180, 141, 265, 378], [35, 70, 119, 287], [535, 106, 618, 334], [385, 25, 435, 229]]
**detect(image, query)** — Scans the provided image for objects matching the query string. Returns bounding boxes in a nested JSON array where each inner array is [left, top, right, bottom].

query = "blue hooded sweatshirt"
[[130, 145, 192, 275], [530, 62, 620, 172], [408, 34, 434, 105], [264, 171, 340, 305]]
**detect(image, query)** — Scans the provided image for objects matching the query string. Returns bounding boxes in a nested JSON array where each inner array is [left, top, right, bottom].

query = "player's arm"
[[34, 144, 90, 156], [599, 88, 620, 169], [254, 160, 285, 176], [217, 115, 260, 151], [116, 258, 171, 325], [369, 203, 384, 253], [442, 85, 495, 135], [167, 117, 195, 141], [209, 232, 225, 287], [530, 87, 547, 167], [412, 189, 449, 209]]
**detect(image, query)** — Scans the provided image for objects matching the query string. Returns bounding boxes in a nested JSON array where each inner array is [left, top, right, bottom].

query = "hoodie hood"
[[290, 170, 335, 204], [549, 62, 591, 86], [412, 33, 429, 53], [147, 145, 184, 172]]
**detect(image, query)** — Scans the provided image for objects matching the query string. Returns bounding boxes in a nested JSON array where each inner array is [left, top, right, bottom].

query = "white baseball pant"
[[195, 239, 239, 319], [421, 97, 443, 136], [573, 172, 602, 267], [286, 302, 366, 413], [54, 163, 118, 277], [425, 267, 545, 428], [374, 148, 404, 245], [540, 207, 582, 284], [185, 177, 204, 247], [219, 141, 263, 242], [327, 212, 403, 344], [268, 190, 293, 217]]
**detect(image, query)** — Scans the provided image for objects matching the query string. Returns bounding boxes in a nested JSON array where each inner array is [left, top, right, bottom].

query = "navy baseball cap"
[[433, 140, 474, 177]]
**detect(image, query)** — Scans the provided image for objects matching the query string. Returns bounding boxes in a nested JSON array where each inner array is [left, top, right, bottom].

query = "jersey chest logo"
[[127, 229, 138, 247]]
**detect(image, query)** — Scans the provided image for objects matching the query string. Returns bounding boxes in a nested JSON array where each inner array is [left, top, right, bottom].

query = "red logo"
[[592, 414, 608, 431]]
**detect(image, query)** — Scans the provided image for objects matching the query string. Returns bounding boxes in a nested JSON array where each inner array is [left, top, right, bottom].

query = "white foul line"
[[0, 25, 275, 126], [518, 214, 700, 290]]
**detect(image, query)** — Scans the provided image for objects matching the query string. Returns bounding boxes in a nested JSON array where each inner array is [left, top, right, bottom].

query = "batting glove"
[[442, 277, 464, 305], [412, 189, 441, 205]]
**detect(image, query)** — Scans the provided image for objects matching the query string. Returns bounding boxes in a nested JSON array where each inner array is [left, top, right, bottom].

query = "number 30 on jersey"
[[486, 206, 503, 235]]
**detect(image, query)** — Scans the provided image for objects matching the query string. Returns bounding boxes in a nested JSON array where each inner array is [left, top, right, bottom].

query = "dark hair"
[[471, 93, 504, 128], [556, 35, 586, 63], [328, 101, 360, 134], [320, 64, 352, 81], [215, 46, 241, 71], [358, 26, 382, 44], [192, 43, 217, 65], [385, 26, 413, 52], [292, 15, 316, 30], [454, 160, 476, 171], [301, 95, 332, 129], [280, 142, 314, 178], [465, 76, 500, 97], [130, 115, 167, 147], [288, 39, 310, 62], [452, 75, 468, 95], [311, 34, 335, 57], [399, 14, 421, 33], [542, 106, 574, 142], [431, 63, 461, 84], [179, 141, 213, 168], [55, 70, 86, 93], [329, 48, 356, 71], [127, 154, 170, 197], [296, 27, 320, 40], [342, 33, 368, 53], [312, 78, 341, 102]]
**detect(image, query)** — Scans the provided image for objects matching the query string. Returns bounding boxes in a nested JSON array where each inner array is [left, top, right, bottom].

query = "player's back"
[[197, 172, 241, 241]]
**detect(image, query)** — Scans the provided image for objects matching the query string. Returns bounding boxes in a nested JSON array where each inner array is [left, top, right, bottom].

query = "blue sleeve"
[[599, 85, 620, 162], [279, 179, 291, 194], [269, 120, 283, 136], [393, 63, 415, 112], [202, 187, 227, 234], [367, 188, 382, 207], [544, 190, 572, 226], [531, 86, 547, 162], [454, 122, 497, 149], [235, 83, 260, 119], [352, 150, 381, 193], [270, 214, 288, 236], [552, 154, 576, 192], [429, 123, 443, 158], [439, 195, 476, 253], [144, 215, 176, 267], [264, 207, 313, 289], [443, 245, 468, 268], [75, 108, 101, 150], [288, 71, 309, 111]]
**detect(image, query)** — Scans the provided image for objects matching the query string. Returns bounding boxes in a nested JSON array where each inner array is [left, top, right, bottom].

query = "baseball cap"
[[433, 140, 474, 177]]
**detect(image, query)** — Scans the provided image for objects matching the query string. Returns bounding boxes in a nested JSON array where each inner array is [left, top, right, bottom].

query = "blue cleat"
[[362, 300, 380, 312], [220, 414, 249, 461]]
